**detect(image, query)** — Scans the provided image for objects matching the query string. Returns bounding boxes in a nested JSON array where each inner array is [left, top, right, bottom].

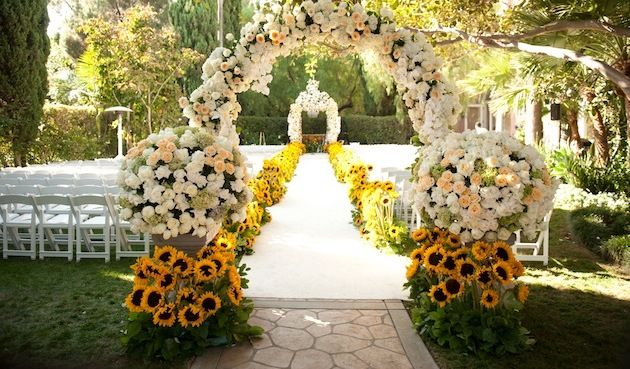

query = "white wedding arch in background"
[[287, 79, 341, 143]]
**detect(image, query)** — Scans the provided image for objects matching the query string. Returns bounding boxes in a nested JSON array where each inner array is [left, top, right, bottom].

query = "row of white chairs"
[[0, 184, 120, 196], [0, 177, 117, 187], [0, 194, 149, 262]]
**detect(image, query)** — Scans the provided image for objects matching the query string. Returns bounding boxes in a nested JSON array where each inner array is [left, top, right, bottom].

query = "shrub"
[[235, 116, 288, 145], [600, 235, 630, 270], [554, 184, 629, 211], [548, 147, 630, 196], [569, 206, 630, 254]]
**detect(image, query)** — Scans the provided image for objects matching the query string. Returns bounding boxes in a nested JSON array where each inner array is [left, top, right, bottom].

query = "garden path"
[[243, 153, 409, 299]]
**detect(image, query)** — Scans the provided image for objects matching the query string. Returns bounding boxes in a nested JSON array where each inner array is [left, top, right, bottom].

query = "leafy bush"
[[569, 206, 630, 254], [600, 235, 630, 270], [548, 147, 629, 196], [235, 115, 411, 145], [554, 184, 629, 211]]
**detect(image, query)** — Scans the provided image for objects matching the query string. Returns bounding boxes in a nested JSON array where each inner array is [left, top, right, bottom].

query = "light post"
[[104, 106, 133, 159]]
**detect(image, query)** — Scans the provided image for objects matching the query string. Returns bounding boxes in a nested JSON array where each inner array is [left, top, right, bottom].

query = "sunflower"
[[423, 244, 444, 272], [493, 261, 513, 285], [441, 253, 458, 274], [131, 259, 149, 282], [153, 303, 176, 327], [153, 245, 178, 264], [471, 241, 492, 261], [406, 260, 420, 280], [516, 284, 529, 303], [511, 260, 525, 278], [172, 253, 194, 275], [428, 283, 449, 307], [210, 254, 228, 277], [388, 226, 399, 238], [228, 286, 243, 306], [228, 266, 241, 289], [444, 278, 463, 296], [480, 289, 499, 309], [409, 247, 425, 264], [456, 259, 476, 282], [176, 287, 197, 306], [156, 271, 176, 291], [245, 237, 255, 248], [140, 258, 162, 278], [445, 234, 461, 248], [125, 287, 145, 312], [195, 259, 218, 282], [476, 267, 493, 287], [492, 241, 513, 262], [451, 248, 469, 260], [411, 228, 430, 243], [197, 245, 214, 260], [198, 291, 222, 316], [178, 304, 205, 328], [380, 197, 391, 206], [141, 286, 164, 312]]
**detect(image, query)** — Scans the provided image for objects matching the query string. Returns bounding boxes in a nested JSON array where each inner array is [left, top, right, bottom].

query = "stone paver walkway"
[[192, 299, 438, 369]]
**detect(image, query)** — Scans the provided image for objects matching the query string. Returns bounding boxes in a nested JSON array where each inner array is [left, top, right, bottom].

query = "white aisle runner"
[[244, 153, 409, 299]]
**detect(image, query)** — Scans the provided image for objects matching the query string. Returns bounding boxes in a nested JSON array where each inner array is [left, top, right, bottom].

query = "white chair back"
[[73, 185, 106, 195]]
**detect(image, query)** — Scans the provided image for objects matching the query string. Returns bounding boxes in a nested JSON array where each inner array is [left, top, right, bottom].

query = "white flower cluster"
[[117, 127, 253, 240], [413, 131, 558, 243], [180, 0, 460, 145], [287, 79, 340, 143]]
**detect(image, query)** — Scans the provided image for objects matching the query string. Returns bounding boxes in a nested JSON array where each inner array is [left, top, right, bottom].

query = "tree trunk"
[[591, 106, 610, 165], [147, 104, 153, 135], [565, 107, 582, 152], [528, 99, 543, 145]]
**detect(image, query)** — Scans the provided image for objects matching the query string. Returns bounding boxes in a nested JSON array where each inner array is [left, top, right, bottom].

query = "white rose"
[[141, 206, 155, 219]]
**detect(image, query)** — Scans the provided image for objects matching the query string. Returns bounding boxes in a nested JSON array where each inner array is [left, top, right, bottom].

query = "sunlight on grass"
[[101, 270, 135, 283]]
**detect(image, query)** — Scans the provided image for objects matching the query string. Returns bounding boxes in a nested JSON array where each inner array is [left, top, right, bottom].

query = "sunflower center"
[[445, 279, 461, 295], [443, 256, 456, 270], [428, 252, 442, 266], [131, 290, 144, 306], [212, 260, 223, 270], [158, 252, 172, 263], [160, 274, 173, 288], [460, 263, 474, 277], [148, 291, 162, 308], [202, 297, 217, 311], [496, 267, 508, 280], [433, 287, 448, 302], [184, 308, 200, 321], [495, 248, 509, 261], [485, 294, 494, 302], [478, 271, 492, 284], [158, 311, 172, 320], [173, 259, 188, 271]]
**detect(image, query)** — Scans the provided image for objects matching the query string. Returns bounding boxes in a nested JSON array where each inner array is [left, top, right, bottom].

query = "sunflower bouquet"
[[223, 201, 271, 258], [327, 143, 414, 254], [405, 227, 533, 354], [122, 237, 262, 360]]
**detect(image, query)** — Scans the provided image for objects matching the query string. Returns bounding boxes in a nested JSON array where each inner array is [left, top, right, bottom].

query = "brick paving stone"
[[306, 323, 332, 337], [255, 309, 286, 322], [382, 315, 394, 326], [374, 338, 405, 354], [291, 349, 334, 369], [332, 353, 370, 369], [231, 362, 277, 369], [253, 347, 294, 368], [318, 310, 361, 324], [249, 317, 277, 332], [269, 327, 314, 351], [355, 346, 413, 369], [332, 323, 373, 340], [368, 324, 397, 339], [358, 310, 388, 316], [276, 310, 317, 329], [351, 315, 382, 327], [252, 333, 273, 350], [217, 344, 254, 369], [314, 334, 371, 353]]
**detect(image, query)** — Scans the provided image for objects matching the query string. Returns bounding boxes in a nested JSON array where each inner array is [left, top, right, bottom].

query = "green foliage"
[[411, 296, 533, 355], [547, 147, 630, 196], [600, 235, 630, 270], [0, 0, 50, 166], [569, 206, 630, 255], [344, 115, 412, 144], [33, 104, 112, 163], [79, 5, 203, 138], [236, 116, 288, 145]]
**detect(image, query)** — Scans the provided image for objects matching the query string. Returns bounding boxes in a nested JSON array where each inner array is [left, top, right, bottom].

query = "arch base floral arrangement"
[[405, 227, 533, 354], [287, 79, 341, 143]]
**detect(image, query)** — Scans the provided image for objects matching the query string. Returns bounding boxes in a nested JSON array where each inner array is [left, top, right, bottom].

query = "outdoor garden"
[[1, 1, 629, 369]]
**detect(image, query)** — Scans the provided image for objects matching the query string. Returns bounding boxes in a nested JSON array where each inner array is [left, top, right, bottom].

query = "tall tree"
[[0, 0, 50, 166]]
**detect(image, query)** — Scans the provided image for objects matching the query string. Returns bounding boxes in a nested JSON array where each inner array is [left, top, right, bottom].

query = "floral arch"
[[179, 0, 460, 148], [287, 79, 341, 143]]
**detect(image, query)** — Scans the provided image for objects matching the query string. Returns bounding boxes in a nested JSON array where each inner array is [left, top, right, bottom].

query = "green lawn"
[[0, 258, 184, 369], [426, 209, 630, 369]]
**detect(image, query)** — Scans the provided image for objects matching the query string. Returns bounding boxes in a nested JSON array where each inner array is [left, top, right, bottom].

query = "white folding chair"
[[75, 178, 103, 186], [106, 195, 150, 260], [34, 195, 82, 260], [23, 178, 49, 186], [39, 186, 73, 214], [6, 185, 40, 214], [47, 178, 75, 186], [0, 178, 23, 186], [0, 195, 39, 259], [512, 210, 552, 265], [74, 186, 107, 215], [70, 195, 114, 262], [105, 186, 121, 195]]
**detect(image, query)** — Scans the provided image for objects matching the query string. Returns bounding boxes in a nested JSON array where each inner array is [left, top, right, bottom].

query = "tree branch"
[[417, 27, 630, 98]]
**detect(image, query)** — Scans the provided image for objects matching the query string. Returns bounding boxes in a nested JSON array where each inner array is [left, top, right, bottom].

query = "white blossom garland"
[[287, 79, 341, 143], [179, 0, 460, 147]]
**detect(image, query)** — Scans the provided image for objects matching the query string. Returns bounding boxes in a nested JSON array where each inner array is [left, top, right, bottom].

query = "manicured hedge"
[[235, 114, 413, 145], [601, 235, 630, 271], [569, 206, 630, 264]]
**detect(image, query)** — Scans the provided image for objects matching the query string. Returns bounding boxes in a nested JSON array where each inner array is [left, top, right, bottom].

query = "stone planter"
[[151, 233, 207, 256]]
